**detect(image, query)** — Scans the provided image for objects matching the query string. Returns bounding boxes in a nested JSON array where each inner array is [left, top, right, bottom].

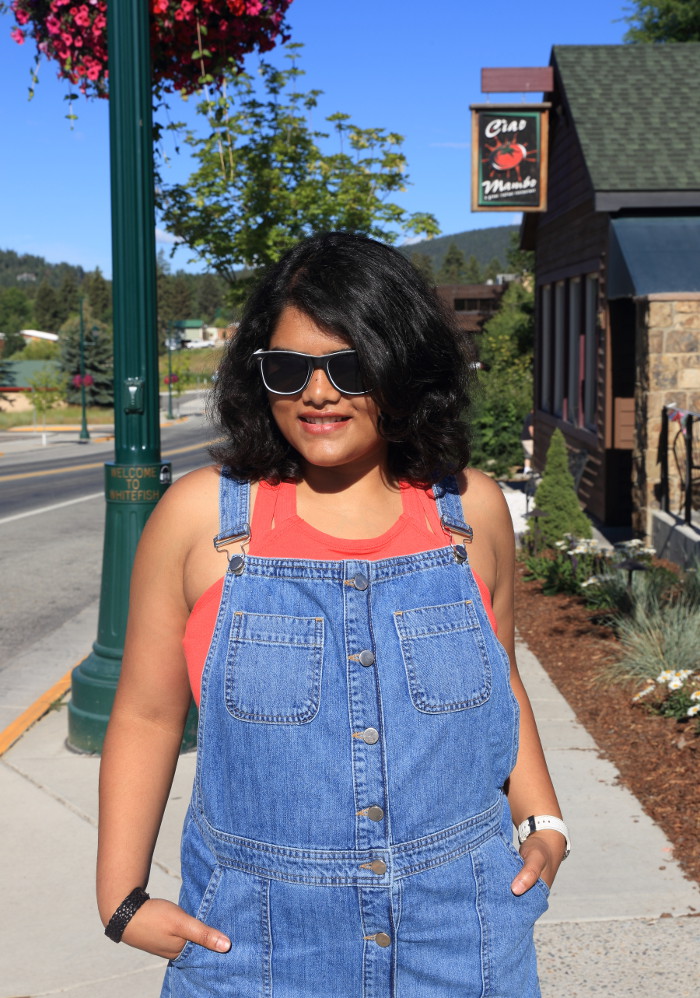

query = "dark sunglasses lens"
[[328, 352, 366, 394], [262, 353, 309, 394]]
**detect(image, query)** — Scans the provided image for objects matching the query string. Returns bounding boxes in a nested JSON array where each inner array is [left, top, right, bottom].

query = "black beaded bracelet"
[[104, 887, 151, 943]]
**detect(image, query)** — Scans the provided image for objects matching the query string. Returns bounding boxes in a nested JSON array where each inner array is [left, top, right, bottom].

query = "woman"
[[98, 232, 567, 997]]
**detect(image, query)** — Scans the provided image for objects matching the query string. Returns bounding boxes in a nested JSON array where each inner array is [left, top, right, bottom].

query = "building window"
[[584, 276, 599, 430], [540, 284, 552, 412], [553, 282, 566, 417], [567, 278, 581, 425]]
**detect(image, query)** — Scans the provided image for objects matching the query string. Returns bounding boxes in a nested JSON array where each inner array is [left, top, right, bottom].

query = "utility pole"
[[67, 0, 172, 752]]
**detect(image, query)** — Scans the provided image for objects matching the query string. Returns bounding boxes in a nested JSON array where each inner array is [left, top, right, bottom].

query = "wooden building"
[[437, 282, 508, 334], [522, 44, 700, 535]]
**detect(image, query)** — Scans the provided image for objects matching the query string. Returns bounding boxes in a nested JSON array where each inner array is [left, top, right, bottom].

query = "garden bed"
[[514, 561, 700, 886]]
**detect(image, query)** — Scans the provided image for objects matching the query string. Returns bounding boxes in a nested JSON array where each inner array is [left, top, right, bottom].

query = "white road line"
[[0, 470, 190, 525]]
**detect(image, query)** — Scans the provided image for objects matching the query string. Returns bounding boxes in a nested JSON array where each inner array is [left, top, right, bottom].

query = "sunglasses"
[[253, 349, 369, 396]]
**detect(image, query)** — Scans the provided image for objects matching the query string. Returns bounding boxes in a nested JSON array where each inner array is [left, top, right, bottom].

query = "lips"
[[298, 413, 350, 434], [300, 415, 349, 424]]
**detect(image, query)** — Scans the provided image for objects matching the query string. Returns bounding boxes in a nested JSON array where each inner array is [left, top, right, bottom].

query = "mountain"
[[401, 225, 518, 271]]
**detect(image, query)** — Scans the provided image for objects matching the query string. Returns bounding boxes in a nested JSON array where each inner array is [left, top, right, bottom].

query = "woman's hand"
[[510, 829, 566, 896], [119, 898, 231, 961]]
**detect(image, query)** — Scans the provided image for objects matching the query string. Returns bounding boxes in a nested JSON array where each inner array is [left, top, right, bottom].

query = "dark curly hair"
[[209, 231, 475, 485]]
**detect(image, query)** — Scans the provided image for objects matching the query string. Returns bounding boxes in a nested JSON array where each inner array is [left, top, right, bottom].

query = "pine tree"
[[0, 287, 32, 334], [84, 268, 112, 323], [437, 243, 467, 283], [58, 309, 114, 407], [196, 273, 226, 325], [529, 429, 592, 547], [57, 275, 80, 325], [34, 281, 63, 332], [410, 252, 435, 283], [483, 257, 502, 282], [463, 254, 482, 284], [0, 354, 16, 406]]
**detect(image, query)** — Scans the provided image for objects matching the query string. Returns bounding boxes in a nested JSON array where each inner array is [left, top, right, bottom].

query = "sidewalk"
[[1, 485, 698, 997]]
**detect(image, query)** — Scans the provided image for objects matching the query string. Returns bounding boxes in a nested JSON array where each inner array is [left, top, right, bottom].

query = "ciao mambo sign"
[[470, 104, 549, 212]]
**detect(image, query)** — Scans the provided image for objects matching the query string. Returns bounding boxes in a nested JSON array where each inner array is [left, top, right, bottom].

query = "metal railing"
[[659, 405, 700, 525]]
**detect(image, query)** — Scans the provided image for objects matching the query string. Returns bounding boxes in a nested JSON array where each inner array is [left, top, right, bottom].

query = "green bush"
[[528, 429, 591, 548]]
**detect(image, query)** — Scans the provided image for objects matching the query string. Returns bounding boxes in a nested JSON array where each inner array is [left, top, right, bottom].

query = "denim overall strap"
[[213, 470, 251, 562], [433, 474, 474, 543]]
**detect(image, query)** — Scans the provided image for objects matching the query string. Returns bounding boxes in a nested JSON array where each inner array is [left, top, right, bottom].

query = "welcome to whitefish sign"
[[470, 104, 549, 212]]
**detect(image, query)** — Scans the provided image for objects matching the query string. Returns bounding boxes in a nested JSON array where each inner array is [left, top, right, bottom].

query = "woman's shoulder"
[[456, 467, 513, 544]]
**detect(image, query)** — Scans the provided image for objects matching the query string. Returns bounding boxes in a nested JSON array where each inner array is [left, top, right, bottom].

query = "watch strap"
[[517, 814, 570, 859]]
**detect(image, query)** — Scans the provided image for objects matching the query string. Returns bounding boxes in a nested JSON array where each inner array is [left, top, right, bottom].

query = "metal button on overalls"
[[164, 475, 547, 998]]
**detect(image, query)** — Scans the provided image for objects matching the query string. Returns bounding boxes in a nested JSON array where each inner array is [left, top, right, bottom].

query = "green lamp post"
[[68, 0, 173, 752]]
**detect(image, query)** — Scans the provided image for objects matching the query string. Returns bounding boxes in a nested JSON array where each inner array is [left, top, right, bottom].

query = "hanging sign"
[[470, 104, 549, 212]]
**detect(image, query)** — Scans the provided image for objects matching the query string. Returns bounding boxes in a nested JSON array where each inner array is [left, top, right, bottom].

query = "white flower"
[[656, 670, 674, 683], [581, 576, 601, 588], [668, 678, 683, 691], [632, 686, 656, 702], [690, 690, 700, 702], [554, 540, 567, 549], [639, 547, 656, 557], [687, 704, 700, 717]]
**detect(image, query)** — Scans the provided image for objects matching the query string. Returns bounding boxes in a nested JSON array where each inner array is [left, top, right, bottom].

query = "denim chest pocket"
[[394, 599, 492, 712], [225, 611, 324, 723]]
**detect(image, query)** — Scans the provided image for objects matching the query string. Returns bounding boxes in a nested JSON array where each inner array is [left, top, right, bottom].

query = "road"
[[0, 411, 215, 724]]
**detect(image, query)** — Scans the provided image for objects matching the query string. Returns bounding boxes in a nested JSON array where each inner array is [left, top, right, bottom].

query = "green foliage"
[[483, 257, 502, 282], [505, 230, 534, 275], [0, 354, 16, 405], [410, 252, 435, 283], [0, 286, 32, 334], [529, 429, 592, 547], [158, 45, 439, 299], [11, 338, 59, 361], [84, 267, 111, 323], [437, 242, 467, 283], [404, 225, 516, 274], [2, 330, 27, 357], [623, 0, 700, 42], [57, 275, 79, 324], [28, 367, 65, 424], [469, 280, 534, 477], [58, 309, 114, 407], [470, 366, 532, 476], [612, 598, 700, 681], [33, 281, 63, 332], [463, 254, 482, 283]]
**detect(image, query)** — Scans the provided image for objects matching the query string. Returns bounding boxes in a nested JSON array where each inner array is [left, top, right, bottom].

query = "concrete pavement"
[[0, 479, 698, 996]]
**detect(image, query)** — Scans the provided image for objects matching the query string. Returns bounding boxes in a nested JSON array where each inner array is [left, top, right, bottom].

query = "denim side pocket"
[[394, 600, 492, 712], [225, 611, 324, 723]]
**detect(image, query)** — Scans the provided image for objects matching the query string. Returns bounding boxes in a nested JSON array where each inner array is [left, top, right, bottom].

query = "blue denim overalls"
[[162, 474, 549, 998]]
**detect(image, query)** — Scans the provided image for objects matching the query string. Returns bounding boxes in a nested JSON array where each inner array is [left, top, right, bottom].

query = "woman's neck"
[[295, 460, 402, 539]]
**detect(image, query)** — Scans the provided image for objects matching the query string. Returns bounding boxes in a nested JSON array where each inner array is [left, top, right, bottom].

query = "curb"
[[0, 664, 77, 757]]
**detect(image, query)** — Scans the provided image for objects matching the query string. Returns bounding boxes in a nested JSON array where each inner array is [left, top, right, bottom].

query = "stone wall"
[[633, 294, 700, 536]]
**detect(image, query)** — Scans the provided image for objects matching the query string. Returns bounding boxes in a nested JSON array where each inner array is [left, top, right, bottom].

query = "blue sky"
[[0, 1, 628, 276]]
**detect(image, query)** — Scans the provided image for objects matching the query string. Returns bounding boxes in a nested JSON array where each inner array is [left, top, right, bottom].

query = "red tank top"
[[183, 481, 497, 704]]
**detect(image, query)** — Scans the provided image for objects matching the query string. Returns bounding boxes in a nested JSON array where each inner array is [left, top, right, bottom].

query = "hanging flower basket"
[[7, 0, 293, 97]]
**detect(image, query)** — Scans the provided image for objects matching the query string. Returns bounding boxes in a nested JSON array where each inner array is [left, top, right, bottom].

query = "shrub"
[[528, 429, 591, 548]]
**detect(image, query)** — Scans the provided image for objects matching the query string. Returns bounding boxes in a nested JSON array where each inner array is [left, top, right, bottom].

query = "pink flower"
[[10, 27, 25, 44]]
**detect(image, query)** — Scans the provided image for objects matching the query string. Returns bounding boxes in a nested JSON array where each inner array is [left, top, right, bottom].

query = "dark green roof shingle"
[[552, 44, 700, 192]]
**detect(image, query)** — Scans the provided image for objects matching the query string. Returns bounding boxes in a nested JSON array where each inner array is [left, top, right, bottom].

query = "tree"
[[28, 367, 65, 432], [0, 287, 32, 334], [506, 230, 534, 275], [196, 272, 227, 325], [410, 252, 435, 283], [58, 310, 113, 407], [464, 254, 482, 284], [57, 275, 79, 324], [624, 1, 700, 42], [158, 46, 439, 299], [84, 267, 111, 323], [437, 243, 467, 283], [470, 280, 535, 476], [0, 354, 16, 407], [483, 257, 502, 283], [2, 330, 27, 357], [33, 281, 63, 332], [528, 429, 592, 547]]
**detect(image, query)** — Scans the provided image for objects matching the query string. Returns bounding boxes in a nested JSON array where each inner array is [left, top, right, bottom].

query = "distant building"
[[437, 282, 508, 335]]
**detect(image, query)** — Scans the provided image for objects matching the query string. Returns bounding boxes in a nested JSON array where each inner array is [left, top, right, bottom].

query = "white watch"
[[517, 814, 570, 859]]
